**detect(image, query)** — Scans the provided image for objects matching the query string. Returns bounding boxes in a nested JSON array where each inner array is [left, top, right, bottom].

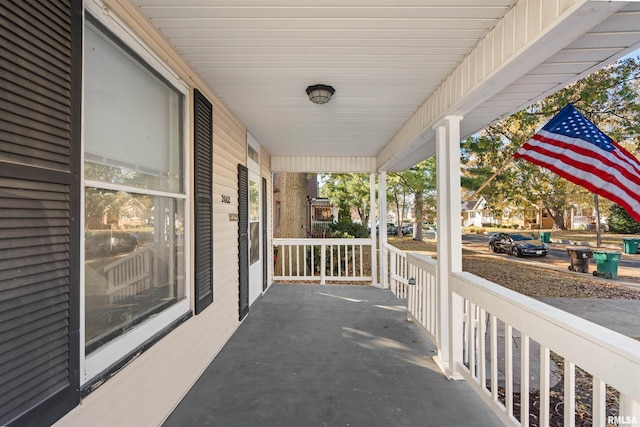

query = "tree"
[[320, 173, 371, 225], [388, 158, 437, 240], [274, 172, 308, 276], [461, 57, 640, 229], [277, 172, 307, 238], [608, 204, 640, 234]]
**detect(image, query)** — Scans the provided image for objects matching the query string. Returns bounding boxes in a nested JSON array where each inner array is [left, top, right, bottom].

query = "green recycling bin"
[[592, 251, 621, 279], [539, 231, 551, 243], [623, 238, 640, 254]]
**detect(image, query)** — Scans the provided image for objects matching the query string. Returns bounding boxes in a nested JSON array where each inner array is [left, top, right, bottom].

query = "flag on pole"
[[514, 103, 640, 223]]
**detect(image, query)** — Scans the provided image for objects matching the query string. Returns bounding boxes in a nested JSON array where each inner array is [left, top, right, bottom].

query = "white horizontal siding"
[[377, 0, 630, 172], [56, 1, 254, 426], [271, 156, 377, 172]]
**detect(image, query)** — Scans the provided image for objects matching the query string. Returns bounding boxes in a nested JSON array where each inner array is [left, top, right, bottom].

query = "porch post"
[[378, 171, 388, 288], [369, 173, 378, 286], [435, 115, 464, 379]]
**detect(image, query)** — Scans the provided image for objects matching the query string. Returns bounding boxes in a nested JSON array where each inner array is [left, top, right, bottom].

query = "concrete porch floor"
[[163, 284, 502, 427]]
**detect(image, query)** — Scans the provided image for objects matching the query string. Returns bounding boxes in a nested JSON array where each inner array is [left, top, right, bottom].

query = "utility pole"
[[594, 193, 602, 248]]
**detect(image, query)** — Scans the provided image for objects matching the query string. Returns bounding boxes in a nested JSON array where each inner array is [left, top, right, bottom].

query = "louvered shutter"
[[193, 89, 213, 314], [0, 1, 81, 425], [237, 165, 249, 320]]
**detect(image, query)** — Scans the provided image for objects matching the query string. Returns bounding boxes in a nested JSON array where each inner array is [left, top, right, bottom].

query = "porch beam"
[[271, 156, 376, 173], [434, 115, 464, 379], [377, 0, 626, 172]]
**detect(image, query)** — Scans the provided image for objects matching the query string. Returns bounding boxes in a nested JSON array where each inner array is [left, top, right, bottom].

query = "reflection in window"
[[249, 179, 260, 264], [84, 189, 185, 354], [83, 18, 186, 355]]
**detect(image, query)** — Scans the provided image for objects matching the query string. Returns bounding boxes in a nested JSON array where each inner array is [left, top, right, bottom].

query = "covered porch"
[[10, 0, 640, 425], [55, 245, 640, 426]]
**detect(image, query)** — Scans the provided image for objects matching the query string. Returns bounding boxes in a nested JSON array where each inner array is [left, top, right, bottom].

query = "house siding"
[[0, 0, 266, 424], [98, 0, 249, 349]]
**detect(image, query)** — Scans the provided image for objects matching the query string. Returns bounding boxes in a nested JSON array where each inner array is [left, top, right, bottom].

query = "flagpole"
[[594, 193, 602, 248], [463, 154, 516, 202]]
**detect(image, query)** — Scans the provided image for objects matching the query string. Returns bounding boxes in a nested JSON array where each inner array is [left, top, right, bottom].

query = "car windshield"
[[509, 234, 530, 241]]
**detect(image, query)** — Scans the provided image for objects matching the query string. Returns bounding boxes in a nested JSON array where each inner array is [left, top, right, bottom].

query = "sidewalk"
[[535, 297, 640, 338]]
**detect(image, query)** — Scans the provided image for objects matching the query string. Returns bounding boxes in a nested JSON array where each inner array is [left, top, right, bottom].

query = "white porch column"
[[369, 173, 378, 287], [378, 171, 388, 289], [435, 115, 464, 379]]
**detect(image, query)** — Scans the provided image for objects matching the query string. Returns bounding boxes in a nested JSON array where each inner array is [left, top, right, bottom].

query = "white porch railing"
[[385, 244, 640, 426], [386, 243, 409, 298], [104, 245, 154, 303], [273, 238, 372, 284]]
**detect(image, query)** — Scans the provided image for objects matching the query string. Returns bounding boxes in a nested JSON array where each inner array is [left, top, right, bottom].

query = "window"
[[83, 19, 186, 355]]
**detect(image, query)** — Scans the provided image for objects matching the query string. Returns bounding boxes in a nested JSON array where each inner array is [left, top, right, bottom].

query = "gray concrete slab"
[[163, 284, 503, 427], [536, 297, 640, 338]]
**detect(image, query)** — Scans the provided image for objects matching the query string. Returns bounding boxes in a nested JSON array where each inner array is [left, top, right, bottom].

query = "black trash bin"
[[566, 248, 593, 273]]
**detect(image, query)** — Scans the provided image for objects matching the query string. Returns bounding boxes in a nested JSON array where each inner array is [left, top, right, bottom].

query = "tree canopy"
[[461, 56, 640, 229]]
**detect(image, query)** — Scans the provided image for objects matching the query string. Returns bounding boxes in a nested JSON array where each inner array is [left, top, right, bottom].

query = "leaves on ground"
[[389, 236, 640, 300]]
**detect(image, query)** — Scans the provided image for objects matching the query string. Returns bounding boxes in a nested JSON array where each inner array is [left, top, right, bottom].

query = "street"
[[461, 232, 640, 272]]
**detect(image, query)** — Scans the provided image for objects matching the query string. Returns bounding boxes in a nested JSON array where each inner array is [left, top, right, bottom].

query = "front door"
[[248, 171, 262, 306]]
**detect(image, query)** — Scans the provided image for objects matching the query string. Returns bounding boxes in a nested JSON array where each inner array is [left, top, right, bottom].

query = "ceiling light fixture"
[[306, 84, 335, 104]]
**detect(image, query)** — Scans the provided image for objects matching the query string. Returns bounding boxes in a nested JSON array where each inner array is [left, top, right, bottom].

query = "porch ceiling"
[[133, 0, 640, 171]]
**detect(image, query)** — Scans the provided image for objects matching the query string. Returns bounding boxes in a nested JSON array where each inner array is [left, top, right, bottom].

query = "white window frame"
[[81, 0, 191, 385]]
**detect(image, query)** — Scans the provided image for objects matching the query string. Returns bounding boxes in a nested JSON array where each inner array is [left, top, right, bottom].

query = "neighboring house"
[[308, 198, 338, 237], [461, 196, 498, 227]]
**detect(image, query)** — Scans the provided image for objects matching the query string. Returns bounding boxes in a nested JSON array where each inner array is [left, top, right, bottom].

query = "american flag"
[[514, 103, 640, 223]]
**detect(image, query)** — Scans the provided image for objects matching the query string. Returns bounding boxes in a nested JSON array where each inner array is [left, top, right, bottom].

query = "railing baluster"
[[478, 308, 486, 389], [520, 334, 530, 427], [592, 377, 606, 427], [540, 345, 550, 427], [320, 244, 326, 285], [468, 302, 476, 378], [491, 315, 498, 403], [564, 360, 576, 427], [351, 244, 355, 277], [505, 324, 513, 418]]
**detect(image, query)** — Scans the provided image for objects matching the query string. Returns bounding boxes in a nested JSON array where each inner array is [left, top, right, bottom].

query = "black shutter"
[[193, 89, 213, 315], [237, 164, 249, 320], [0, 1, 81, 425], [262, 177, 268, 291]]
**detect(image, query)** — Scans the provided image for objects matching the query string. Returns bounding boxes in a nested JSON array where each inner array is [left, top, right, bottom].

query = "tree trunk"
[[276, 173, 308, 276], [413, 192, 424, 241], [280, 173, 308, 238], [546, 206, 567, 230]]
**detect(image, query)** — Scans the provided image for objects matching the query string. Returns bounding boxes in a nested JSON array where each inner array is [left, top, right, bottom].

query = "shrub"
[[608, 204, 640, 234], [329, 218, 370, 238]]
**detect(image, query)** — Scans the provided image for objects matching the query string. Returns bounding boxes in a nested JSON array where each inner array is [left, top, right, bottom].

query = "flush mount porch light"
[[306, 84, 335, 104]]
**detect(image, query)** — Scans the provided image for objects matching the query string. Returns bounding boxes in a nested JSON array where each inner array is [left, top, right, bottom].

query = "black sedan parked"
[[488, 232, 548, 257]]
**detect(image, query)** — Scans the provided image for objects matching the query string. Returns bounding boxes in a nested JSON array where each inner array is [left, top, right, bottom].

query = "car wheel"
[[512, 247, 521, 257], [489, 243, 498, 253]]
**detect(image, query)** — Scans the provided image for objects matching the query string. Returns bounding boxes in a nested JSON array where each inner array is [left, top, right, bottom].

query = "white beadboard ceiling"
[[133, 0, 640, 171]]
